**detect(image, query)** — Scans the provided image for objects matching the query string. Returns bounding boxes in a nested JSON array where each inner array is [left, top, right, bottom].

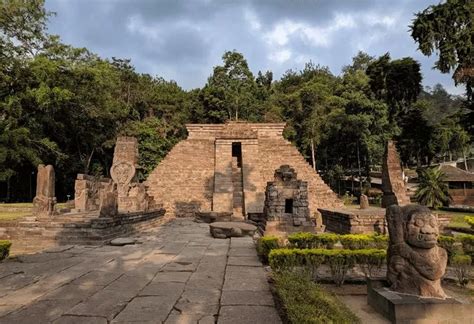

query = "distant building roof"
[[438, 164, 474, 182]]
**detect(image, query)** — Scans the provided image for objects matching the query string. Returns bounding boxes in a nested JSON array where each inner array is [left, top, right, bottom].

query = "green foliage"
[[457, 234, 474, 259], [411, 0, 473, 100], [0, 240, 11, 261], [256, 236, 280, 263], [287, 232, 388, 250], [268, 248, 386, 285], [415, 168, 451, 208], [438, 235, 458, 260], [273, 271, 361, 324], [450, 254, 471, 287], [465, 216, 474, 229]]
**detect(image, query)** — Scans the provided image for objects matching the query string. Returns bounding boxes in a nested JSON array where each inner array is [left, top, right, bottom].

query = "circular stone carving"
[[110, 162, 135, 187], [209, 222, 257, 239]]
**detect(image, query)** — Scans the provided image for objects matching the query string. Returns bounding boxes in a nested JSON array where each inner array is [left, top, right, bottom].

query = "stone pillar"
[[241, 140, 264, 213], [33, 164, 56, 217], [212, 140, 233, 212], [382, 140, 410, 208]]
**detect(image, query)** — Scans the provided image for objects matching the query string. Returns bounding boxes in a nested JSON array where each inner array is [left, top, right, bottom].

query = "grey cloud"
[[45, 0, 464, 94]]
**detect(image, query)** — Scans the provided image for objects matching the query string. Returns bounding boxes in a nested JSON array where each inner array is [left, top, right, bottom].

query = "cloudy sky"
[[45, 0, 463, 95]]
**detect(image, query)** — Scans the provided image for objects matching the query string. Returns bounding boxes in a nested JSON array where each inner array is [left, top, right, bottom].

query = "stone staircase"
[[232, 157, 244, 220]]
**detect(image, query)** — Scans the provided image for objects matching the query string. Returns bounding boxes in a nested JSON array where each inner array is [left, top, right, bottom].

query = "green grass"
[[0, 203, 33, 208], [447, 214, 471, 229], [0, 211, 30, 221], [273, 271, 361, 323]]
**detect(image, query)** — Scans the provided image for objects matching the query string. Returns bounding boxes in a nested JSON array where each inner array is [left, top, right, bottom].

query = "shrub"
[[273, 271, 361, 324], [288, 232, 340, 249], [465, 216, 474, 229], [288, 232, 388, 250], [0, 240, 11, 261], [269, 248, 386, 285], [456, 234, 474, 259], [450, 254, 471, 287], [356, 249, 386, 278], [438, 235, 458, 260], [257, 236, 280, 263], [339, 234, 388, 250]]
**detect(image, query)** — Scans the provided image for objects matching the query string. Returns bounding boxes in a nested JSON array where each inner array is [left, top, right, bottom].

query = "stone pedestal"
[[367, 280, 472, 323]]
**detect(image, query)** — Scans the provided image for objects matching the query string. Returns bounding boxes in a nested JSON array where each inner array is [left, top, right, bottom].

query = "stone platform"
[[0, 209, 166, 254], [0, 219, 281, 323], [367, 280, 472, 323], [209, 222, 257, 239], [318, 206, 387, 234]]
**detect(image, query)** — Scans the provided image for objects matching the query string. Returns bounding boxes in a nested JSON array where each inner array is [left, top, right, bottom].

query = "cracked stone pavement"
[[0, 219, 282, 324]]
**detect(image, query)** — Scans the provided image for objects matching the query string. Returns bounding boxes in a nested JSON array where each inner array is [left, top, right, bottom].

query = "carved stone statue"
[[386, 204, 447, 299], [33, 164, 56, 217]]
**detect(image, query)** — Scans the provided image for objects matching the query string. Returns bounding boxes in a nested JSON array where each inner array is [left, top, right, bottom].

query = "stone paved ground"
[[0, 219, 282, 324]]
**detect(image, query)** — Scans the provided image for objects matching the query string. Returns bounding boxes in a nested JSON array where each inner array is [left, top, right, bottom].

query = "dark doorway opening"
[[232, 142, 242, 168], [285, 199, 293, 213]]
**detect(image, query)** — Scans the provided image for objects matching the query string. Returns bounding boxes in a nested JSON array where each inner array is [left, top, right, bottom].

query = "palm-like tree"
[[415, 167, 451, 209]]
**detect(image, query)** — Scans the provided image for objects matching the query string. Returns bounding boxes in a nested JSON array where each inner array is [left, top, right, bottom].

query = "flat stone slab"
[[209, 222, 257, 239], [221, 290, 275, 306], [110, 238, 136, 246], [218, 305, 282, 324]]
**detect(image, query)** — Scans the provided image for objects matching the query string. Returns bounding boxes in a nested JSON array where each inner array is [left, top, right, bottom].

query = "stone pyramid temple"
[[145, 122, 342, 218]]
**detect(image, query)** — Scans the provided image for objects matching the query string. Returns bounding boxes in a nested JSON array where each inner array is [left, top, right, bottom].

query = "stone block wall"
[[318, 208, 387, 234], [146, 123, 343, 218]]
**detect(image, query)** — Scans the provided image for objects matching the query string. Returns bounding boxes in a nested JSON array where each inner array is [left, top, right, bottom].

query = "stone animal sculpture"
[[386, 204, 447, 299]]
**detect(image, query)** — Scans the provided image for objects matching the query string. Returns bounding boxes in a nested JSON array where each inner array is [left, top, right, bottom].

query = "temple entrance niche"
[[264, 165, 311, 226], [231, 142, 244, 218]]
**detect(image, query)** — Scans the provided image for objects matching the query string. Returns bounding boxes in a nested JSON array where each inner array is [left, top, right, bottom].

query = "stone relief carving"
[[386, 204, 447, 299], [33, 164, 56, 217]]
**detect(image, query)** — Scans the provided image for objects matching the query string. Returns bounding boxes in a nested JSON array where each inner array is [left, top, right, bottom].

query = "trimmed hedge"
[[0, 240, 11, 261], [457, 234, 474, 259], [273, 271, 361, 323], [256, 236, 280, 263], [269, 248, 386, 286], [451, 254, 472, 287], [439, 234, 474, 259], [287, 232, 388, 250], [465, 216, 474, 229]]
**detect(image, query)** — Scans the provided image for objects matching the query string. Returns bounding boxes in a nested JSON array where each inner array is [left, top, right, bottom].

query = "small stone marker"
[[360, 194, 369, 209], [110, 238, 136, 246]]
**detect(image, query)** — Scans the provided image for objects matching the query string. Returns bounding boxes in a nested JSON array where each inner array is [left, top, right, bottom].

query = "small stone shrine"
[[110, 136, 151, 213], [263, 165, 314, 233], [368, 204, 472, 323], [33, 164, 57, 217], [381, 140, 410, 207]]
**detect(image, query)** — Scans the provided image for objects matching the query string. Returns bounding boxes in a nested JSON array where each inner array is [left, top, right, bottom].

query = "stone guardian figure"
[[386, 204, 447, 299]]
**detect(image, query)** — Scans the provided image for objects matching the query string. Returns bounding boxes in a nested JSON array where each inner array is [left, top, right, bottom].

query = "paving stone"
[[227, 256, 261, 267], [66, 289, 132, 320], [221, 290, 274, 306], [53, 315, 108, 324], [153, 271, 192, 283], [223, 267, 269, 292], [40, 283, 103, 301], [111, 296, 176, 323], [156, 243, 187, 255], [174, 300, 219, 315], [139, 281, 185, 298], [165, 314, 215, 324], [104, 274, 151, 295], [179, 288, 221, 305], [228, 247, 257, 257], [0, 299, 80, 323], [229, 237, 254, 249], [218, 305, 282, 324], [161, 260, 200, 272], [44, 245, 75, 253], [71, 270, 122, 287]]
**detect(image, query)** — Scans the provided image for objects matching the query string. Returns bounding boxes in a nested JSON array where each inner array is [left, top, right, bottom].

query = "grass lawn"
[[0, 202, 33, 208], [436, 210, 474, 229], [0, 211, 30, 221]]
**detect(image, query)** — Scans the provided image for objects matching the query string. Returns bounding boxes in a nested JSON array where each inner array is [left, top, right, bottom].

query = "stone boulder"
[[209, 222, 257, 239]]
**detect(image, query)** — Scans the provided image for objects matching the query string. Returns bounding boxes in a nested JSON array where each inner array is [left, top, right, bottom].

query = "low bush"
[[257, 236, 280, 263], [450, 254, 472, 287], [465, 216, 474, 229], [438, 235, 458, 260], [273, 271, 361, 324], [287, 232, 388, 250], [268, 248, 386, 285], [0, 240, 11, 261], [456, 234, 474, 259]]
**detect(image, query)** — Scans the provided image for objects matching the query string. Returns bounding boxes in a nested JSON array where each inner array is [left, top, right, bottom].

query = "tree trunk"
[[311, 138, 316, 171], [463, 150, 468, 171], [6, 177, 11, 202], [357, 141, 362, 194], [85, 148, 95, 174]]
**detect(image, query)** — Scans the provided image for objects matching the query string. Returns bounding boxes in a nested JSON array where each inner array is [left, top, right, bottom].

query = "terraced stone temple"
[[146, 122, 342, 219]]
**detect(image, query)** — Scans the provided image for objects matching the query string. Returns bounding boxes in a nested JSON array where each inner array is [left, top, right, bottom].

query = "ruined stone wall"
[[145, 123, 342, 217], [145, 139, 215, 217]]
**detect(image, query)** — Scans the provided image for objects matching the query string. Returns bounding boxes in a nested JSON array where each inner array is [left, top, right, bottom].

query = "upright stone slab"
[[110, 137, 150, 213], [33, 164, 56, 217], [381, 140, 410, 208], [74, 174, 114, 212]]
